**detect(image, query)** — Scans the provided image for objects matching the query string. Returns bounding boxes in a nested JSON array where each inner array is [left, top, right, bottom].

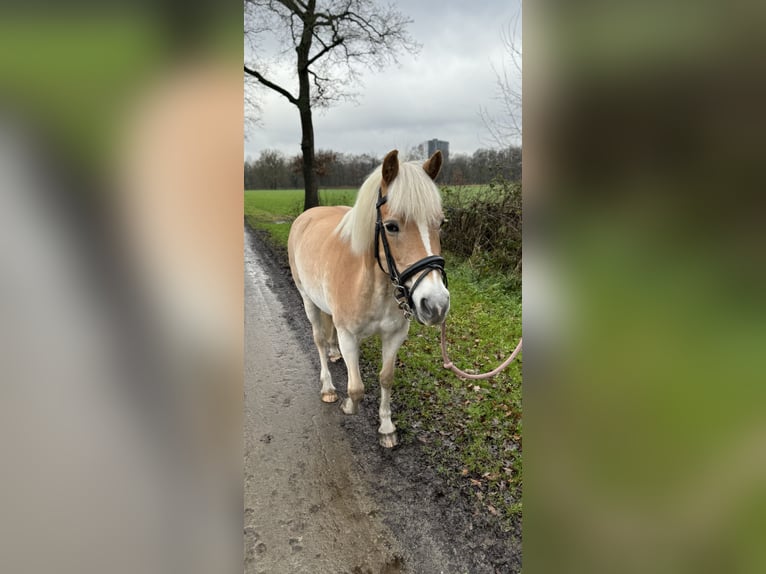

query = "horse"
[[287, 149, 450, 447]]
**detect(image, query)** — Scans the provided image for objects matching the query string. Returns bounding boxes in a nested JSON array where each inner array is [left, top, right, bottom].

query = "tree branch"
[[275, 0, 304, 17], [305, 35, 344, 69], [244, 66, 298, 106]]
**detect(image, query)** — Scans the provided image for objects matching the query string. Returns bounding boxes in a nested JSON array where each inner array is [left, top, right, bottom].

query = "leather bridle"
[[374, 187, 448, 321]]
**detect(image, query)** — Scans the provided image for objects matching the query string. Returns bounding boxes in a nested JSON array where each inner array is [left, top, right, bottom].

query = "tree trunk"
[[297, 3, 319, 211], [300, 104, 319, 210]]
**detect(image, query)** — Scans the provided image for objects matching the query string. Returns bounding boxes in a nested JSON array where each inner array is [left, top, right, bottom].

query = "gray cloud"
[[245, 0, 521, 160]]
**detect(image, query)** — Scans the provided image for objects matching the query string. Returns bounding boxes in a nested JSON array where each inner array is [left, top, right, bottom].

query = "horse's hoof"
[[321, 391, 338, 403], [328, 351, 342, 363], [379, 432, 399, 449], [340, 397, 358, 415]]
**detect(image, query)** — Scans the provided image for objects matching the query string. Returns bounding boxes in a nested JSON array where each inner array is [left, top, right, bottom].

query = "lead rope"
[[440, 321, 522, 380]]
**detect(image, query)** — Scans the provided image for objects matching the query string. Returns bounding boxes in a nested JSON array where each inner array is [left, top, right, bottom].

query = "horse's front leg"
[[378, 327, 409, 448], [337, 329, 364, 415]]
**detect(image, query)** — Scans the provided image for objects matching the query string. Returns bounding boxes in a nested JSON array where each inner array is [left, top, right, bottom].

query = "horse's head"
[[377, 149, 450, 326]]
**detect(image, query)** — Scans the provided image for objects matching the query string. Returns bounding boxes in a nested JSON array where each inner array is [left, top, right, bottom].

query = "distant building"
[[425, 138, 449, 162]]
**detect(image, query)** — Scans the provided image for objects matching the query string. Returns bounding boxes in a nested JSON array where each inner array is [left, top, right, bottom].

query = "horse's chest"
[[356, 306, 408, 338]]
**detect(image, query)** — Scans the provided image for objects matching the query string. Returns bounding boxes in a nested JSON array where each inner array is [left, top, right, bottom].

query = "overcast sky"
[[244, 0, 521, 160]]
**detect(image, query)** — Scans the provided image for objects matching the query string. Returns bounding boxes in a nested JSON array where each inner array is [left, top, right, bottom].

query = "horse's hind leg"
[[378, 327, 409, 448], [327, 324, 342, 363], [319, 313, 342, 363], [301, 296, 338, 403]]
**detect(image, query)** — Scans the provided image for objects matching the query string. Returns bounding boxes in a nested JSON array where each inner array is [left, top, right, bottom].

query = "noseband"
[[374, 187, 448, 321]]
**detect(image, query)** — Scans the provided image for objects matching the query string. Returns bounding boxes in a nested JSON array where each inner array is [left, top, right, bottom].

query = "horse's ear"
[[423, 150, 443, 181], [382, 149, 399, 185]]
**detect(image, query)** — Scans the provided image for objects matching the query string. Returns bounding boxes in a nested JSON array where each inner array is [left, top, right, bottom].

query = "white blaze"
[[412, 222, 450, 325], [418, 221, 433, 256]]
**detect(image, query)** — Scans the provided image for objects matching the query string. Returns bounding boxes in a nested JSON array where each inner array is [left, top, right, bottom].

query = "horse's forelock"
[[336, 161, 442, 255], [386, 161, 443, 225]]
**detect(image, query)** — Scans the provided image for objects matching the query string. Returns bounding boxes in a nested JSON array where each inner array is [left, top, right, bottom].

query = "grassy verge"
[[245, 188, 522, 528]]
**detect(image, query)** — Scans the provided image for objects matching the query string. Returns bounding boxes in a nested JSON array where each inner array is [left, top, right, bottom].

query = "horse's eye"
[[384, 222, 400, 233]]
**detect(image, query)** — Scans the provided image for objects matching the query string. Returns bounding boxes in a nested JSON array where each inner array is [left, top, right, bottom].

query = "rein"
[[374, 187, 447, 321], [440, 323, 522, 380]]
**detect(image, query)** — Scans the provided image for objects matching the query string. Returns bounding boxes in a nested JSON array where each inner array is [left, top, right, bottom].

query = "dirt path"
[[244, 236, 405, 573], [244, 226, 521, 574]]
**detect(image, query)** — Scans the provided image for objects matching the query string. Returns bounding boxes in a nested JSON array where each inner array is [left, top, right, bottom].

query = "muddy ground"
[[244, 225, 521, 573]]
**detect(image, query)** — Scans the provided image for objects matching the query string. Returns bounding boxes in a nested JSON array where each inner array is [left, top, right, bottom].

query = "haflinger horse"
[[288, 149, 450, 448]]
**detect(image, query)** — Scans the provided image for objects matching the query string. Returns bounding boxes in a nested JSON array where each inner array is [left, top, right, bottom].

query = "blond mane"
[[336, 160, 443, 254]]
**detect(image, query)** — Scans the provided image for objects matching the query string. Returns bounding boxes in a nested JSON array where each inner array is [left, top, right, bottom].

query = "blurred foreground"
[[0, 5, 242, 574], [525, 2, 766, 573]]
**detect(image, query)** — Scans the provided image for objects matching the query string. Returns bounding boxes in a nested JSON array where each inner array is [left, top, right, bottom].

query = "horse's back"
[[288, 206, 351, 298], [290, 205, 348, 238], [289, 206, 349, 257]]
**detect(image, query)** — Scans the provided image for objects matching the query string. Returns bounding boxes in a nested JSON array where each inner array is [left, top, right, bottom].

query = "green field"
[[245, 188, 522, 526], [243, 185, 495, 245]]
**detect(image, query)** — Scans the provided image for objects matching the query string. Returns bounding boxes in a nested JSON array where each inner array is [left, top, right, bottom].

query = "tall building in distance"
[[425, 138, 449, 162]]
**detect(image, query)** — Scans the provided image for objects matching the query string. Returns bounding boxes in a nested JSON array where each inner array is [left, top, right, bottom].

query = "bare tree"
[[480, 12, 522, 148], [244, 0, 418, 210]]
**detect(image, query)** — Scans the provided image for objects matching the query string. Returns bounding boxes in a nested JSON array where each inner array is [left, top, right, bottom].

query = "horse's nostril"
[[421, 297, 431, 314]]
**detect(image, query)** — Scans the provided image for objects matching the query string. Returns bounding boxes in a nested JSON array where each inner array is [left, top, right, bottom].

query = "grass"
[[244, 189, 356, 251], [358, 263, 522, 525], [245, 188, 522, 528]]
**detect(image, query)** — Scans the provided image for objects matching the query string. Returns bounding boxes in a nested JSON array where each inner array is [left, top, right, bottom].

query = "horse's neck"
[[360, 248, 390, 290], [355, 247, 399, 308]]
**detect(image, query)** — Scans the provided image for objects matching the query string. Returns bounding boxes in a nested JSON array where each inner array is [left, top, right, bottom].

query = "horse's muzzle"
[[414, 287, 450, 326], [415, 297, 449, 326]]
